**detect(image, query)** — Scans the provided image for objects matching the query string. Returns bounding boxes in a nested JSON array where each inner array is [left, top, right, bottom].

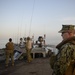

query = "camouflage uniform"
[[53, 42, 75, 75], [5, 38, 14, 67], [52, 25, 75, 75]]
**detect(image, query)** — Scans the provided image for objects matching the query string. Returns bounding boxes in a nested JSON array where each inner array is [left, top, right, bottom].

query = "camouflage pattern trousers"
[[5, 50, 14, 66]]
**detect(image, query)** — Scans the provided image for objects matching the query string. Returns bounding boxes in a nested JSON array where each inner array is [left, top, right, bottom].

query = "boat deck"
[[0, 58, 53, 75]]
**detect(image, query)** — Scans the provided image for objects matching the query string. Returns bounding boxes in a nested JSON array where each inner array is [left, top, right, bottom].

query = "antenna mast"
[[29, 0, 35, 37]]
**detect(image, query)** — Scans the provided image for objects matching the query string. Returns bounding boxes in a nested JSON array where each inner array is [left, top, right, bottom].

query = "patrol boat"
[[0, 36, 56, 75], [0, 36, 57, 61]]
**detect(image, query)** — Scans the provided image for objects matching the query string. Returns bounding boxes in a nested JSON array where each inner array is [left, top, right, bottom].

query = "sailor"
[[51, 25, 75, 75], [24, 37, 27, 44], [19, 38, 24, 48], [26, 37, 33, 63], [5, 38, 14, 67], [38, 36, 45, 47]]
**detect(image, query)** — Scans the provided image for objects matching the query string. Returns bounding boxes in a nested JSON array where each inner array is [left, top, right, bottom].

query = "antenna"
[[29, 0, 35, 37]]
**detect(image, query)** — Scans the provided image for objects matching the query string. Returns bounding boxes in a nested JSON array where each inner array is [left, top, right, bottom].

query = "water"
[[0, 40, 7, 49], [0, 38, 60, 49], [0, 38, 19, 49]]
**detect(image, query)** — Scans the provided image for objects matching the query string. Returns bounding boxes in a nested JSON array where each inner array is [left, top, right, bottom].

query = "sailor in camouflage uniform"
[[5, 38, 14, 67], [52, 25, 75, 75]]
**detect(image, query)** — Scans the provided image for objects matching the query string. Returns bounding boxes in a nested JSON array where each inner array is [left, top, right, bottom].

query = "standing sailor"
[[51, 25, 75, 75], [5, 38, 14, 67], [26, 37, 33, 63]]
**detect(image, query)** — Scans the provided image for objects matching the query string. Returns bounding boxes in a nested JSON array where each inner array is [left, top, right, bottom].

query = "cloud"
[[58, 17, 75, 24], [57, 17, 75, 22], [63, 17, 75, 21]]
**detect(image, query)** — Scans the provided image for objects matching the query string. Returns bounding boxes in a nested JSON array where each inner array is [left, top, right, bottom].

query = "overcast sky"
[[0, 0, 75, 48]]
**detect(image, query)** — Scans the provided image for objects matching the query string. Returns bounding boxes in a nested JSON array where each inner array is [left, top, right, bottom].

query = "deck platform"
[[0, 58, 53, 75]]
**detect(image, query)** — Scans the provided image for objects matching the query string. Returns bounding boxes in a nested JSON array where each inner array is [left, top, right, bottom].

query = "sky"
[[0, 0, 75, 48]]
